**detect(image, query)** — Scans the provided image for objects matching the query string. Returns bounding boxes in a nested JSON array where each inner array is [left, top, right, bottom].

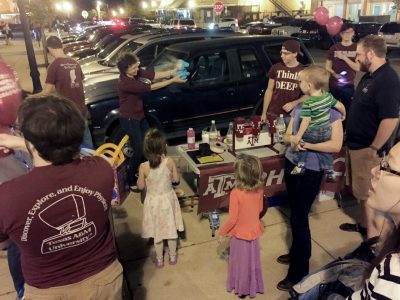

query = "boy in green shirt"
[[291, 65, 346, 181]]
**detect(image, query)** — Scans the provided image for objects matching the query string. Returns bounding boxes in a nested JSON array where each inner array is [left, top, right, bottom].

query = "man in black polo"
[[340, 35, 400, 239]]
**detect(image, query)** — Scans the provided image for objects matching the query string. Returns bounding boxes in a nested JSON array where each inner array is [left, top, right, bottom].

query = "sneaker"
[[155, 257, 164, 268], [326, 171, 336, 183], [291, 166, 305, 175], [277, 254, 290, 265], [169, 255, 177, 265]]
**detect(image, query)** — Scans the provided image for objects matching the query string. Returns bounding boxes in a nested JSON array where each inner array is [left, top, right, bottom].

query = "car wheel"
[[109, 125, 133, 158]]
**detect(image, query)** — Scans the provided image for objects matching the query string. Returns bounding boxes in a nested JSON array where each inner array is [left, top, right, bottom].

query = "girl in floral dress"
[[137, 128, 184, 268]]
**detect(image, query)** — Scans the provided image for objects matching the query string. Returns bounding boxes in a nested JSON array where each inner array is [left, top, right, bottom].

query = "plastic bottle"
[[209, 120, 218, 144], [226, 122, 233, 146], [187, 127, 195, 150], [275, 114, 286, 143]]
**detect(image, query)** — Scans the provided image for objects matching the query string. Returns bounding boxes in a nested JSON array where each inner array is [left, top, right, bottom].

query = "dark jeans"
[[284, 159, 324, 283], [120, 117, 149, 185], [295, 126, 333, 171], [8, 242, 24, 298]]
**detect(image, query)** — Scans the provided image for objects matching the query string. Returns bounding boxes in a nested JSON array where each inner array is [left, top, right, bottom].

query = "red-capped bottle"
[[187, 127, 195, 150]]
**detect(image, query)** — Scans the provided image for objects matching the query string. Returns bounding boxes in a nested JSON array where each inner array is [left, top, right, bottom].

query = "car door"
[[235, 46, 269, 114], [147, 50, 240, 133]]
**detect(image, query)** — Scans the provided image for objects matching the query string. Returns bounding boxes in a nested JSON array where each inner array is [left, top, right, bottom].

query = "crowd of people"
[[0, 22, 399, 300]]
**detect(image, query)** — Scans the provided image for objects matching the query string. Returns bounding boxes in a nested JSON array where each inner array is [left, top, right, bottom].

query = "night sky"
[[75, 0, 125, 11]]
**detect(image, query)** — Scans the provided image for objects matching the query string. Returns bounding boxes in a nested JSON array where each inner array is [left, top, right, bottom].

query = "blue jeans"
[[284, 159, 324, 283], [82, 113, 93, 148], [8, 242, 24, 298], [120, 117, 149, 185], [295, 126, 333, 171]]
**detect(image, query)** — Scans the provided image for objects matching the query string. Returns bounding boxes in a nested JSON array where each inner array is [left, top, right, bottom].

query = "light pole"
[[16, 0, 42, 93], [97, 1, 102, 21]]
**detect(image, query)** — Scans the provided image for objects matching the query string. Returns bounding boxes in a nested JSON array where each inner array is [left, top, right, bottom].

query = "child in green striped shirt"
[[291, 65, 346, 181]]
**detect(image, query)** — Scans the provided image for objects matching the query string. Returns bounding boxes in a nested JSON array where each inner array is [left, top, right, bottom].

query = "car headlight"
[[208, 23, 215, 29]]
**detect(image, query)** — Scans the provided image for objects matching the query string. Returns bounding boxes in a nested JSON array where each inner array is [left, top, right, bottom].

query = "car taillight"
[[235, 19, 238, 25]]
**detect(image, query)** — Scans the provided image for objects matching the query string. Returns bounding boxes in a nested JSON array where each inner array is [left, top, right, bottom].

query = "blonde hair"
[[299, 65, 329, 91], [234, 154, 264, 191]]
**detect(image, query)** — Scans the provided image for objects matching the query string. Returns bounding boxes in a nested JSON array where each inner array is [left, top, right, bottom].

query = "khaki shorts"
[[25, 260, 123, 300], [348, 148, 380, 201]]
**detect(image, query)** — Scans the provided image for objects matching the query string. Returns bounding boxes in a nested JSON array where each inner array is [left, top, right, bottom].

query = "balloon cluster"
[[314, 7, 343, 36], [176, 60, 190, 80]]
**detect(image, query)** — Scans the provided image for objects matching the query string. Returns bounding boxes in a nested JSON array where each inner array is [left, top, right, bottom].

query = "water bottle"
[[226, 122, 233, 147], [209, 120, 218, 144], [275, 114, 286, 143], [187, 127, 195, 150]]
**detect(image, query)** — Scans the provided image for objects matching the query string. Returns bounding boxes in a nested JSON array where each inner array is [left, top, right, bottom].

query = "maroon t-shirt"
[[0, 156, 117, 288], [46, 57, 87, 114], [327, 43, 357, 89], [268, 62, 304, 116], [118, 68, 155, 119]]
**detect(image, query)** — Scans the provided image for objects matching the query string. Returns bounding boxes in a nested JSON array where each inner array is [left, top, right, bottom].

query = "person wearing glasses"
[[260, 39, 307, 124], [340, 35, 400, 240], [116, 52, 185, 191], [325, 23, 360, 120], [347, 142, 400, 299]]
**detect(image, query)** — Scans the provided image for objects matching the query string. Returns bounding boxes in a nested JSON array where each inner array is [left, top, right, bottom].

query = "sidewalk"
[[0, 37, 365, 300]]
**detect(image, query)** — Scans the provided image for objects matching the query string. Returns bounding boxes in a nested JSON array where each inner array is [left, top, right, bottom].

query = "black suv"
[[86, 36, 313, 145], [298, 20, 337, 50]]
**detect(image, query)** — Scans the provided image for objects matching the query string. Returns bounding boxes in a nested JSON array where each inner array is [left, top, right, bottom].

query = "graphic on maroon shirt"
[[38, 194, 96, 254], [268, 62, 304, 116], [46, 58, 86, 113], [327, 43, 357, 88]]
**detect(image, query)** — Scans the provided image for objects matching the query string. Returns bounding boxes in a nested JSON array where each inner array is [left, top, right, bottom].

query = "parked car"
[[247, 22, 283, 35], [298, 20, 335, 50], [208, 17, 239, 30], [378, 22, 400, 49], [271, 18, 310, 37], [85, 36, 313, 146], [81, 30, 239, 78], [67, 27, 157, 60], [353, 22, 382, 41], [164, 19, 196, 30]]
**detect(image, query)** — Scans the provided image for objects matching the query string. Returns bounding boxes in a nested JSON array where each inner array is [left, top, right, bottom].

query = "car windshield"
[[106, 41, 143, 67], [180, 20, 194, 26], [150, 49, 188, 72], [94, 34, 114, 50], [380, 23, 400, 33], [97, 37, 125, 59]]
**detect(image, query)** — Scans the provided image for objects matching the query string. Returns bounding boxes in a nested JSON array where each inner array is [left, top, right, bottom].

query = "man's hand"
[[366, 147, 379, 160], [292, 135, 301, 146], [282, 101, 297, 113]]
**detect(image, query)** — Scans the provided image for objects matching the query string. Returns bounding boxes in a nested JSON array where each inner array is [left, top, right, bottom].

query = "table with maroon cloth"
[[176, 144, 347, 214]]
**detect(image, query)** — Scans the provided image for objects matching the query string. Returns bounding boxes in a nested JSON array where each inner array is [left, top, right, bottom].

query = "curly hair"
[[18, 95, 84, 165], [116, 52, 139, 76]]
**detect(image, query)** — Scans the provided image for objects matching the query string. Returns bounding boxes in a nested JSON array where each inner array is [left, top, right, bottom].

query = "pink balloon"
[[326, 16, 343, 36], [314, 7, 329, 26], [0, 59, 21, 133]]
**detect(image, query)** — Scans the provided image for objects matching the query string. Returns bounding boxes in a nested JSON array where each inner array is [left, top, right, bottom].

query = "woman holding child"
[[277, 65, 344, 291]]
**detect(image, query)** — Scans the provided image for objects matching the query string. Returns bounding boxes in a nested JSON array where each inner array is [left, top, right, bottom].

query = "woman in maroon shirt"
[[116, 53, 185, 189]]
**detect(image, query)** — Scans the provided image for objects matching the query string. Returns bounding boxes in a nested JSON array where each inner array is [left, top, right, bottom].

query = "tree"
[[124, 0, 137, 17]]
